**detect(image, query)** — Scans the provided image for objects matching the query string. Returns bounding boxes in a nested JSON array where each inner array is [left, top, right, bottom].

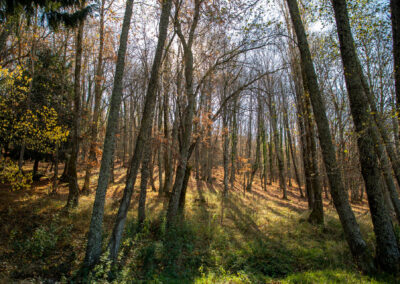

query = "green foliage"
[[7, 216, 74, 279], [281, 269, 395, 284], [89, 251, 114, 282], [9, 216, 73, 260]]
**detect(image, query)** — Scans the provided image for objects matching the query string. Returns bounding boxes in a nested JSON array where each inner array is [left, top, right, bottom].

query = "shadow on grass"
[[2, 174, 397, 284]]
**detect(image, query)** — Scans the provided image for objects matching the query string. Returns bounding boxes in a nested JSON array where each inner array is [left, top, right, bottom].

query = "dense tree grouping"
[[1, 0, 400, 281]]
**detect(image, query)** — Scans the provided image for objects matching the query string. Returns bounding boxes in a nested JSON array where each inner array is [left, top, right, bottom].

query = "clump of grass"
[[281, 269, 396, 284], [8, 216, 75, 279]]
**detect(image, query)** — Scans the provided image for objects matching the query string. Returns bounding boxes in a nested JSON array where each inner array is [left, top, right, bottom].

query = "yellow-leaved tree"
[[0, 65, 69, 190]]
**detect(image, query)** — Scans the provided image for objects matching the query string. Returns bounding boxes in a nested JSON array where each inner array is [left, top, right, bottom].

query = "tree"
[[285, 0, 373, 272], [166, 0, 202, 227], [82, 0, 105, 194], [330, 0, 400, 272], [83, 0, 135, 269], [391, 0, 400, 133], [65, 4, 84, 209], [106, 0, 173, 261]]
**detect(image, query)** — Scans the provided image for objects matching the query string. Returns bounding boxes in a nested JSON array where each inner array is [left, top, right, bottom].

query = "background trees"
[[1, 0, 400, 280]]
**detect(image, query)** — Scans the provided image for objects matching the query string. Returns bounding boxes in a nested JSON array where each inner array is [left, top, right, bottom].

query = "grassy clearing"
[[0, 163, 398, 283]]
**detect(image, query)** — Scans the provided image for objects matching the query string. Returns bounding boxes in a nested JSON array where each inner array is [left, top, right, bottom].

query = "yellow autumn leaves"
[[0, 65, 69, 154]]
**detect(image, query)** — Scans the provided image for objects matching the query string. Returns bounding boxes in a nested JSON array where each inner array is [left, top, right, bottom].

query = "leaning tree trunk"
[[331, 0, 400, 273], [358, 75, 400, 222], [83, 0, 135, 269], [138, 137, 152, 227], [106, 0, 173, 261], [286, 0, 373, 273]]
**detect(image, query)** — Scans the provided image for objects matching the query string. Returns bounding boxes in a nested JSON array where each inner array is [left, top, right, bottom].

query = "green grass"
[[1, 170, 399, 283]]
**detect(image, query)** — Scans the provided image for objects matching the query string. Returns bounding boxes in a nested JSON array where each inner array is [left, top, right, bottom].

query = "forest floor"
[[0, 162, 399, 283]]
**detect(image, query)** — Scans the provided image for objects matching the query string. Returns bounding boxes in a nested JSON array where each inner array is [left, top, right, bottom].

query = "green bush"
[[10, 224, 58, 259]]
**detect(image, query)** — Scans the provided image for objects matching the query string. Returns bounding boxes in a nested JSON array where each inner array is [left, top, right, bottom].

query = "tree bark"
[[391, 0, 400, 136], [267, 89, 287, 199], [82, 0, 105, 194], [166, 0, 201, 226], [138, 138, 152, 227], [331, 0, 400, 272], [283, 95, 303, 197], [106, 0, 172, 261], [286, 0, 373, 272], [83, 0, 135, 269], [66, 15, 84, 209]]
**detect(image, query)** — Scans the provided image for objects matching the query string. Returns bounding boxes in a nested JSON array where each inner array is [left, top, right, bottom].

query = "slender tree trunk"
[[267, 91, 287, 199], [230, 97, 238, 187], [82, 0, 105, 194], [222, 106, 230, 196], [247, 96, 262, 192], [283, 94, 303, 197], [66, 15, 84, 209], [157, 97, 163, 191], [166, 0, 201, 226], [178, 165, 192, 214], [260, 112, 268, 191], [138, 138, 152, 227], [268, 124, 274, 184], [306, 114, 323, 224], [51, 146, 59, 194], [331, 0, 400, 272], [106, 0, 172, 261], [83, 0, 135, 269], [286, 0, 373, 272], [391, 0, 400, 136]]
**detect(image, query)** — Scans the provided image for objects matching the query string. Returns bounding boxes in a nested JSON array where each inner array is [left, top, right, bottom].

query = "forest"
[[1, 0, 400, 282]]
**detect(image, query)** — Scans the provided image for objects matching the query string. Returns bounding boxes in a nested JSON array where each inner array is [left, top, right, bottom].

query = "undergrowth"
[[1, 174, 399, 283]]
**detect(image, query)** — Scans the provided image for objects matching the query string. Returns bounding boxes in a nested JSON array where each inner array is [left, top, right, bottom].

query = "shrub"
[[0, 158, 32, 190]]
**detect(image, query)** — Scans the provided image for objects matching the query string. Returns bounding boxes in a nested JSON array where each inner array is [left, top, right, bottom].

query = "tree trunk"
[[33, 158, 39, 179], [178, 165, 192, 215], [138, 138, 152, 227], [83, 0, 135, 269], [267, 90, 287, 199], [66, 15, 84, 209], [230, 97, 239, 187], [106, 0, 172, 261], [166, 0, 201, 227], [82, 0, 105, 195], [51, 147, 59, 194], [222, 106, 230, 196], [260, 111, 268, 191], [283, 93, 303, 197], [246, 96, 262, 192], [391, 0, 400, 137], [331, 0, 400, 272], [286, 0, 373, 272]]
